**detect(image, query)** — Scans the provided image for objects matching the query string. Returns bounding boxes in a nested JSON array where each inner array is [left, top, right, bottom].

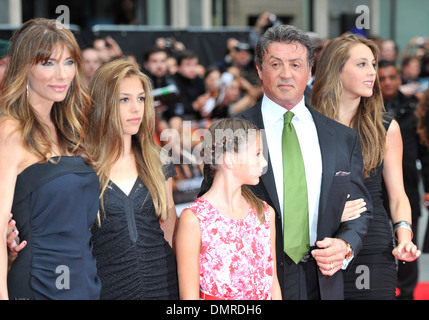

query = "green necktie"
[[282, 111, 310, 264]]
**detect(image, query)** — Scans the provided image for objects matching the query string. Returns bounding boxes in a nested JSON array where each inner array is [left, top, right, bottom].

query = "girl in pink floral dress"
[[176, 118, 282, 300]]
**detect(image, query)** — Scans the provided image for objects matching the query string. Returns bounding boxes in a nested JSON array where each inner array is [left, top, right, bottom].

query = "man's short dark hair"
[[378, 60, 397, 70], [176, 50, 198, 66], [255, 24, 314, 70], [143, 46, 167, 62]]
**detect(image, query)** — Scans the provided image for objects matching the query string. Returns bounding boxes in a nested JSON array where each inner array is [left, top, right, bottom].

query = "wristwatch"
[[345, 243, 352, 260]]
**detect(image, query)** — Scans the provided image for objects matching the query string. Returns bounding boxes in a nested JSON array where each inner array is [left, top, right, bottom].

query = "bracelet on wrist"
[[393, 220, 413, 241]]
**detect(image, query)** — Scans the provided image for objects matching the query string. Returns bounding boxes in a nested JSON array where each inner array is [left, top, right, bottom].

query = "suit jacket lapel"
[[260, 145, 281, 215], [239, 103, 281, 215], [308, 107, 336, 222]]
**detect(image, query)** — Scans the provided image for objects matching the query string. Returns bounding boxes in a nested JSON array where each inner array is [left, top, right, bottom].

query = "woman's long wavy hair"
[[310, 34, 386, 177], [0, 18, 91, 162], [87, 59, 168, 221], [200, 118, 266, 224], [416, 88, 429, 148]]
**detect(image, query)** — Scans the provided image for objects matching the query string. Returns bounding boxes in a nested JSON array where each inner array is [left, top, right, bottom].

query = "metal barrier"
[[91, 25, 253, 67], [0, 23, 252, 68]]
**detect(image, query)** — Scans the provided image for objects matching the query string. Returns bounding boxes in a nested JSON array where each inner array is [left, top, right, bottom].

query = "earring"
[[26, 84, 29, 98]]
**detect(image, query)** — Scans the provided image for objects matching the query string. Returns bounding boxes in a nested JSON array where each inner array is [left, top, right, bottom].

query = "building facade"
[[0, 0, 428, 59]]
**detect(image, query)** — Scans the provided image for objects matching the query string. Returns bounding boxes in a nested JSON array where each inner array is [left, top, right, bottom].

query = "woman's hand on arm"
[[341, 195, 367, 223]]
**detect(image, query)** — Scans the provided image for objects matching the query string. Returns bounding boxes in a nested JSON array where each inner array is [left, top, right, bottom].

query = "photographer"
[[155, 37, 186, 56], [403, 36, 429, 61], [93, 36, 124, 64], [249, 12, 281, 49]]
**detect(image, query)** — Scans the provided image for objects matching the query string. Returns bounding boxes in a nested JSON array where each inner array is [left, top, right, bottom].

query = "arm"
[[160, 178, 178, 250], [105, 36, 123, 60], [0, 118, 24, 299], [313, 131, 372, 276], [335, 132, 373, 253], [176, 209, 201, 300], [383, 120, 421, 261], [268, 206, 282, 300]]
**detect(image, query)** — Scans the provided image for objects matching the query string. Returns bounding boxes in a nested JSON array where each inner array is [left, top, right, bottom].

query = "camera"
[[164, 37, 175, 49], [268, 14, 277, 25], [417, 37, 425, 48], [263, 14, 282, 33]]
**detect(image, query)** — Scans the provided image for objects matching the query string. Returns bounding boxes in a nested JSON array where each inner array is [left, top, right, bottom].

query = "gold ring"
[[330, 262, 334, 270]]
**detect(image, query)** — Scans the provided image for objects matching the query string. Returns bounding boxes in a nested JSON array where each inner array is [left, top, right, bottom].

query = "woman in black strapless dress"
[[8, 157, 101, 300], [2, 19, 100, 300]]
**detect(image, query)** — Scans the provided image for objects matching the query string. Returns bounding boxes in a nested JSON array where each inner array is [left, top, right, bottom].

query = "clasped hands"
[[310, 196, 361, 277], [311, 238, 348, 277]]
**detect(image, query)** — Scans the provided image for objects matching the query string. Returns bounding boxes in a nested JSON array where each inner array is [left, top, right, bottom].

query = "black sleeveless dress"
[[91, 163, 179, 300], [8, 157, 101, 300], [343, 117, 397, 300]]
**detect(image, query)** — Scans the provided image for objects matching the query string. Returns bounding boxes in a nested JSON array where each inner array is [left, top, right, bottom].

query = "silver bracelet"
[[393, 220, 413, 241]]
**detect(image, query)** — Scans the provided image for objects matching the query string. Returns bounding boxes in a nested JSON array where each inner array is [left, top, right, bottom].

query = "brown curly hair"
[[416, 88, 429, 148]]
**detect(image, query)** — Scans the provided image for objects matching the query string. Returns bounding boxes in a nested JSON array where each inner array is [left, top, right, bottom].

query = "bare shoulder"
[[0, 115, 27, 167], [0, 115, 22, 148], [177, 208, 201, 244], [386, 118, 400, 135], [384, 119, 403, 155], [179, 208, 199, 225], [385, 119, 402, 146]]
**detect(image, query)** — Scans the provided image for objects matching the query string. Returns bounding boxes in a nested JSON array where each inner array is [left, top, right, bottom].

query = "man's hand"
[[311, 238, 347, 276]]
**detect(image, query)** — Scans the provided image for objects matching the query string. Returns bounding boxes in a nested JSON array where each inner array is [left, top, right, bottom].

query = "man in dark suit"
[[236, 25, 372, 299]]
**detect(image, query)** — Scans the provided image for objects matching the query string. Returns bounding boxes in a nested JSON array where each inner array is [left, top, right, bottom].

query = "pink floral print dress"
[[186, 197, 274, 300]]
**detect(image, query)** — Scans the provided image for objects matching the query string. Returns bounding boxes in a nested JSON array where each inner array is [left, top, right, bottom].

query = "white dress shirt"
[[261, 95, 322, 246]]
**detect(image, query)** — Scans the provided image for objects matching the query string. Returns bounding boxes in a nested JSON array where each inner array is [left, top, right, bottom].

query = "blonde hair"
[[0, 18, 91, 162], [311, 34, 386, 176], [200, 118, 266, 224], [87, 59, 168, 221]]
